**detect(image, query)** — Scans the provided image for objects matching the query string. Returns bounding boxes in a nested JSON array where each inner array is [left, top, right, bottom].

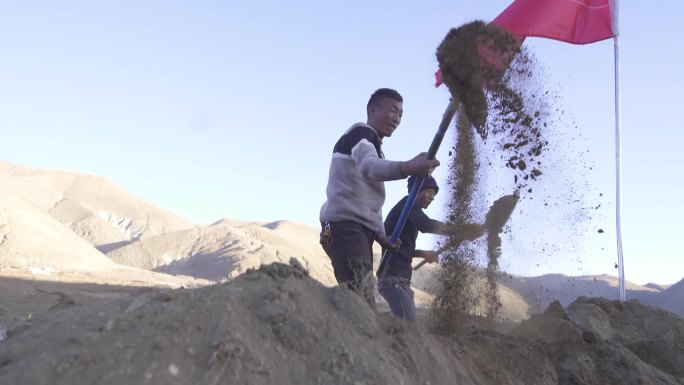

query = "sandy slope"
[[0, 162, 209, 300], [497, 273, 665, 312], [105, 220, 337, 285], [656, 279, 684, 317], [0, 161, 192, 246], [0, 206, 118, 272]]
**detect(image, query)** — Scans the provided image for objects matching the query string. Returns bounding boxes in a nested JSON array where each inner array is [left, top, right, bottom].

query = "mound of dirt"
[[1, 262, 682, 385]]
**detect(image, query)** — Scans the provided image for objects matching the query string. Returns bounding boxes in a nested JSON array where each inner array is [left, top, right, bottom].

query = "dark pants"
[[321, 221, 376, 308], [378, 275, 418, 323]]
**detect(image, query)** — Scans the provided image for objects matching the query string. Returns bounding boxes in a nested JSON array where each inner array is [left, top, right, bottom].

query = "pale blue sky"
[[2, 1, 682, 285]]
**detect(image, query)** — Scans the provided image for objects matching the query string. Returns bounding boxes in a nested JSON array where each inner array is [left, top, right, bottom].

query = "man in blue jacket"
[[377, 175, 485, 323]]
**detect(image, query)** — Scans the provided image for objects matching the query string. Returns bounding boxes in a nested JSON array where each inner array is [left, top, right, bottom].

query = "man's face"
[[417, 188, 437, 209], [367, 98, 403, 138]]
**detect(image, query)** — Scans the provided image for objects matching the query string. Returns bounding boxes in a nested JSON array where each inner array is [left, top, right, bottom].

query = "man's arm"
[[352, 141, 404, 181], [414, 249, 439, 263], [353, 143, 439, 181], [421, 218, 486, 240], [447, 223, 486, 241], [375, 233, 401, 253]]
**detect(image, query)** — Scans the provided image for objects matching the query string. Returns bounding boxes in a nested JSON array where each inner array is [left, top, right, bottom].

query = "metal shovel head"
[[413, 190, 519, 272], [485, 190, 519, 234]]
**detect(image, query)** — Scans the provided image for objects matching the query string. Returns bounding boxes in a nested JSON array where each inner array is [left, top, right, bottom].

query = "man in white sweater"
[[319, 88, 439, 308]]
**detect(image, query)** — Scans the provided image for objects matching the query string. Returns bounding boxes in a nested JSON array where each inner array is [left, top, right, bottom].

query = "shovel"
[[377, 98, 460, 278], [412, 189, 519, 271]]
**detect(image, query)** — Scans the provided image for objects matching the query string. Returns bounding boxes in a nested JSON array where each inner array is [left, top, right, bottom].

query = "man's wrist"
[[399, 162, 408, 178]]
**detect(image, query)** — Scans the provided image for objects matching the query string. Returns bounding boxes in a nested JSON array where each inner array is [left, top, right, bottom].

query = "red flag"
[[492, 0, 614, 44], [435, 0, 615, 86]]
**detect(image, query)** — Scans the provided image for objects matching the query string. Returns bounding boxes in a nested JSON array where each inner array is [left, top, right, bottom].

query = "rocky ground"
[[1, 261, 682, 385]]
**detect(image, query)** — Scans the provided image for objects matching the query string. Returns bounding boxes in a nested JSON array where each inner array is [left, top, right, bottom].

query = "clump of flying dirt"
[[436, 20, 516, 133], [437, 20, 548, 190], [430, 20, 552, 332]]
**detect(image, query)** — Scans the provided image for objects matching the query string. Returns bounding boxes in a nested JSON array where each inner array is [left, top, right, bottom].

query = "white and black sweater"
[[319, 122, 405, 235]]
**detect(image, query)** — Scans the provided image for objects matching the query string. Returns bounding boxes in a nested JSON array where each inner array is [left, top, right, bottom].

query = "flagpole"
[[612, 0, 625, 301]]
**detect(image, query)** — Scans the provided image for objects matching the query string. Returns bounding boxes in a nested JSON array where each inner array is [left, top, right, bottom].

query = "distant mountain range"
[[1, 160, 681, 319]]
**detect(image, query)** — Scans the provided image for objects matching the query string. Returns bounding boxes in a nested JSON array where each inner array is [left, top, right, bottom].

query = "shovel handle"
[[412, 243, 453, 271], [377, 99, 460, 277], [413, 259, 429, 271]]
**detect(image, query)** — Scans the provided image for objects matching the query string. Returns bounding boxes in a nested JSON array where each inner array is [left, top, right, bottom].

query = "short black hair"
[[367, 88, 403, 110]]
